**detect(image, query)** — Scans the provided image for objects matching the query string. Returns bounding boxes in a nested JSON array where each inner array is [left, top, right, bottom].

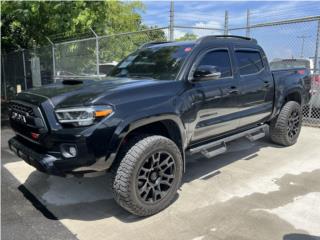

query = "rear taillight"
[[297, 70, 305, 75]]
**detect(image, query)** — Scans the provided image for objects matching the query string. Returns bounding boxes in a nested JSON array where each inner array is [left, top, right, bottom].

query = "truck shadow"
[[20, 135, 285, 223], [183, 133, 283, 183], [283, 233, 320, 240]]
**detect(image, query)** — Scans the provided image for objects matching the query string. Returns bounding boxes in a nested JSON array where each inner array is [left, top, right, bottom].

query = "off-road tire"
[[112, 135, 183, 216], [269, 101, 302, 146]]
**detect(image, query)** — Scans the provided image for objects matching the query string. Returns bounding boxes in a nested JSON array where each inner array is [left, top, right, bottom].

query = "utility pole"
[[224, 11, 229, 35], [169, 1, 174, 41], [297, 35, 311, 58], [246, 9, 250, 37]]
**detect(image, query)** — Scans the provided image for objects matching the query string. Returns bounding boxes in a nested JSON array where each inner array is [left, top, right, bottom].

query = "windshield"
[[270, 59, 310, 70], [109, 44, 194, 80]]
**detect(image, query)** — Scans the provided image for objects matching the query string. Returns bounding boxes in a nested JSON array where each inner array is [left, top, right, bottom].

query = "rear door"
[[189, 48, 240, 142], [234, 49, 274, 127]]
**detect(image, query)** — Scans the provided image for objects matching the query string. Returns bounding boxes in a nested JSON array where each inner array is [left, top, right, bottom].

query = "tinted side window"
[[198, 50, 232, 78], [235, 50, 264, 75]]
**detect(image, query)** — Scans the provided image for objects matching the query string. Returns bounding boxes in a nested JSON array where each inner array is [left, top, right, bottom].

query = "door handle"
[[264, 81, 270, 88], [229, 86, 239, 95]]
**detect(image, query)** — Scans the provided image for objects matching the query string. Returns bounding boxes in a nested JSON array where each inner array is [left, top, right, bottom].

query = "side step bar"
[[188, 124, 268, 158]]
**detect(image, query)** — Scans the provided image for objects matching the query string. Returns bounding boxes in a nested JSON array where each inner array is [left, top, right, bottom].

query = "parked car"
[[8, 35, 311, 216], [99, 61, 118, 75]]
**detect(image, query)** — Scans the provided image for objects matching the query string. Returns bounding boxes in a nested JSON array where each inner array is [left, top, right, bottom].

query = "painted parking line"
[[4, 127, 320, 240]]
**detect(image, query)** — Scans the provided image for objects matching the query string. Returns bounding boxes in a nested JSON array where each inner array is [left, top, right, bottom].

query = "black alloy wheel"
[[112, 135, 183, 216], [137, 151, 175, 203], [270, 101, 302, 146], [287, 109, 300, 139]]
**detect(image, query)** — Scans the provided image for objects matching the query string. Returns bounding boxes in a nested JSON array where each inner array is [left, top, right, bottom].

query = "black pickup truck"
[[8, 35, 311, 216]]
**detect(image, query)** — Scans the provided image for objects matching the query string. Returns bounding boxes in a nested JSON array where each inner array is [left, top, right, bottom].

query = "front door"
[[189, 48, 240, 143]]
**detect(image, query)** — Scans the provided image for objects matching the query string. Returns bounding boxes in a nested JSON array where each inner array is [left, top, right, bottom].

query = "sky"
[[138, 1, 320, 61]]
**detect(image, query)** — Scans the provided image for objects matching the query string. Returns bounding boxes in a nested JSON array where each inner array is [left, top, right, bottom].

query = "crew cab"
[[8, 35, 311, 216]]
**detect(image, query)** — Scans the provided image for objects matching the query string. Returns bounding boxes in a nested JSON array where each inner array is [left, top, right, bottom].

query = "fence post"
[[46, 37, 56, 81], [169, 0, 174, 41], [224, 11, 229, 35], [52, 45, 56, 80], [314, 19, 320, 73], [2, 55, 7, 100], [22, 49, 27, 90], [297, 35, 311, 58], [90, 27, 100, 76], [246, 9, 250, 37]]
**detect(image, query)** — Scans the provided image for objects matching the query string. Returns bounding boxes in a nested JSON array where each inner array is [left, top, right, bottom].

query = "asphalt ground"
[[2, 126, 320, 240]]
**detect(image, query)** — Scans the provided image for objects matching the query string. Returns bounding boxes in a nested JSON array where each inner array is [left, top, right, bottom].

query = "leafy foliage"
[[1, 1, 149, 52], [1, 1, 167, 75], [176, 33, 198, 41]]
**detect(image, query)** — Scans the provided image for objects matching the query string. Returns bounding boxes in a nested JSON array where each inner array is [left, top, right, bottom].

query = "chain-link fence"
[[1, 46, 54, 100], [53, 27, 168, 78], [1, 12, 320, 127], [172, 15, 320, 127], [1, 51, 26, 100], [1, 28, 169, 99], [55, 38, 98, 77], [227, 17, 320, 127]]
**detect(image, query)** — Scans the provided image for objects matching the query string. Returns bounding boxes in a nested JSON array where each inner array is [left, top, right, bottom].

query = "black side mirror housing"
[[193, 65, 221, 81]]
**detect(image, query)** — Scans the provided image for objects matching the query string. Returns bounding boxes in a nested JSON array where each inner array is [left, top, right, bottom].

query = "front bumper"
[[8, 136, 112, 177]]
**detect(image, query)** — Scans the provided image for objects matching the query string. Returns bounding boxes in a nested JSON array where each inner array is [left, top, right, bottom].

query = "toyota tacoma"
[[8, 35, 311, 216]]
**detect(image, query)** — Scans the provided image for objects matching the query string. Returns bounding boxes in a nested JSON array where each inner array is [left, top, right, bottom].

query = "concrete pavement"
[[2, 127, 320, 240]]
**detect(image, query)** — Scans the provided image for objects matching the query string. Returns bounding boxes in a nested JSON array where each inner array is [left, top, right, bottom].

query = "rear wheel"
[[112, 135, 183, 216], [269, 101, 302, 146]]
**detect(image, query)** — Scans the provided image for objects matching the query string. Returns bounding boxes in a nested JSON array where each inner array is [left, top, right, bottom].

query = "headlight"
[[55, 106, 113, 127]]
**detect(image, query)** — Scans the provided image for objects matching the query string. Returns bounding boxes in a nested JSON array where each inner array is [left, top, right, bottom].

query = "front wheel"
[[269, 101, 302, 146], [112, 135, 183, 216]]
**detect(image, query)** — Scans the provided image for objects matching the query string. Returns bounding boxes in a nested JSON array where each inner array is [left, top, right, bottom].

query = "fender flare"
[[105, 113, 188, 171], [273, 86, 303, 118]]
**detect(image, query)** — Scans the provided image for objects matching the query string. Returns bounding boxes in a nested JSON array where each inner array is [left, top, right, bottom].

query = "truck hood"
[[15, 77, 182, 108]]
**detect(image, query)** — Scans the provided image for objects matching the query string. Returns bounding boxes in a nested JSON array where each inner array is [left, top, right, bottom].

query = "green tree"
[[1, 1, 145, 53], [99, 26, 167, 63], [1, 1, 168, 75], [176, 33, 198, 41]]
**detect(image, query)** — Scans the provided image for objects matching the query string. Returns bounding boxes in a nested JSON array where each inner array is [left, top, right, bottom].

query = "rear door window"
[[235, 50, 264, 75]]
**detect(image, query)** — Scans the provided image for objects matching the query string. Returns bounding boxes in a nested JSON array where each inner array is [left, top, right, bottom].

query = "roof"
[[141, 35, 258, 49], [141, 40, 195, 49]]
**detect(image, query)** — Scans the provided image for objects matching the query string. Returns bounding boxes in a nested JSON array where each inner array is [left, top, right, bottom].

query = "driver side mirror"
[[192, 65, 221, 81]]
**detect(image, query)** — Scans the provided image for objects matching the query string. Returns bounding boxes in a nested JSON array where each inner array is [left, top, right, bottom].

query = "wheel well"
[[285, 92, 301, 104], [123, 120, 183, 151], [111, 120, 184, 170]]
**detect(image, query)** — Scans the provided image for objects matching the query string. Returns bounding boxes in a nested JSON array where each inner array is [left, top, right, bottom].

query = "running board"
[[188, 125, 268, 158], [201, 142, 227, 158], [246, 131, 265, 142]]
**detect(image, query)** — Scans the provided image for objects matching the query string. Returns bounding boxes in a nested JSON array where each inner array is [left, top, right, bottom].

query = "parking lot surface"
[[2, 127, 320, 240]]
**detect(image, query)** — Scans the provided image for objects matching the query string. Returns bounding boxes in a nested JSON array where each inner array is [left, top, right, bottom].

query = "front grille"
[[9, 102, 35, 117], [8, 101, 48, 142]]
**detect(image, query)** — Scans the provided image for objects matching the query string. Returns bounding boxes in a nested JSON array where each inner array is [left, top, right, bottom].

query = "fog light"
[[61, 144, 78, 158]]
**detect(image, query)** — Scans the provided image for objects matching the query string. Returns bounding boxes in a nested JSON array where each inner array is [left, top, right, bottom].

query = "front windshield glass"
[[109, 44, 194, 80]]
